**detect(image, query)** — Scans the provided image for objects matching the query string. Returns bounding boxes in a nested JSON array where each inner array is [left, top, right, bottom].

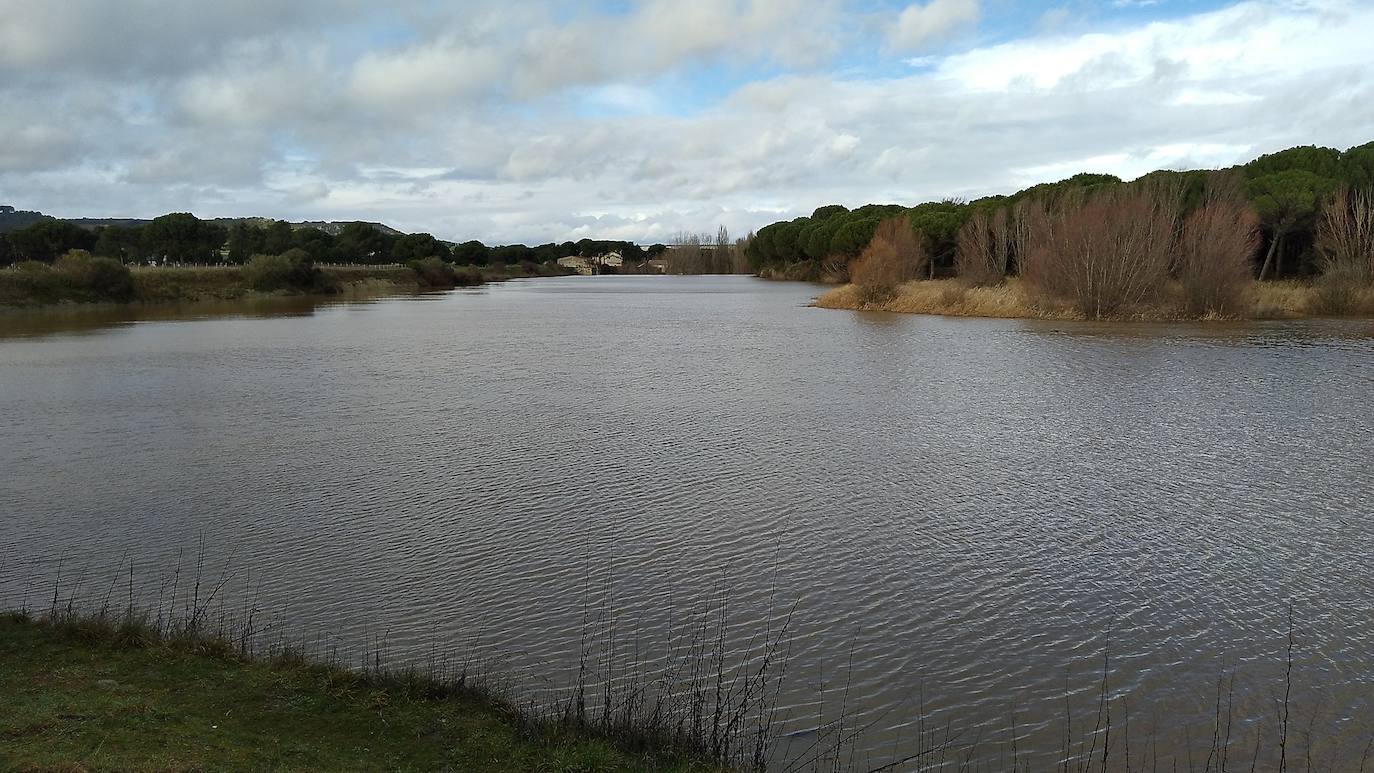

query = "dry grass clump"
[[816, 278, 1069, 319], [1310, 265, 1374, 316], [850, 216, 927, 305]]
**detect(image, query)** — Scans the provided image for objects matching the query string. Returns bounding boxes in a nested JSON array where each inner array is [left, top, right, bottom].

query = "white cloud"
[[889, 0, 979, 52]]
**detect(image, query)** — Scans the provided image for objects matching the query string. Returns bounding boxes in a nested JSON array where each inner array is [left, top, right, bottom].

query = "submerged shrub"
[[1175, 201, 1260, 317], [246, 249, 331, 293], [850, 216, 927, 305]]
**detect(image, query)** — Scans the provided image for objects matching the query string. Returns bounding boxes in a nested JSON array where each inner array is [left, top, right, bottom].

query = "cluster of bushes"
[[405, 256, 486, 288], [244, 249, 335, 293], [0, 250, 135, 305], [750, 140, 1374, 319]]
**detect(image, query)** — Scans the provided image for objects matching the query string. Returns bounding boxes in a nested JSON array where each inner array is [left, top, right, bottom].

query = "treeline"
[[0, 212, 663, 269], [748, 142, 1374, 307]]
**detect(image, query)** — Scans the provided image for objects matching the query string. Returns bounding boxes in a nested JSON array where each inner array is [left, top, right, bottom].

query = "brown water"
[[3, 276, 1373, 769]]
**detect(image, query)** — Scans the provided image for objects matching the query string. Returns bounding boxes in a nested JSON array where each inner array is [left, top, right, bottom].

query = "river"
[[3, 275, 1373, 769]]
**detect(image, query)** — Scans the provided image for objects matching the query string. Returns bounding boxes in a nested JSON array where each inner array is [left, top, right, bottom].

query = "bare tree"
[[955, 207, 1012, 286], [667, 231, 705, 274], [732, 232, 754, 274], [1317, 187, 1374, 277], [714, 225, 731, 274]]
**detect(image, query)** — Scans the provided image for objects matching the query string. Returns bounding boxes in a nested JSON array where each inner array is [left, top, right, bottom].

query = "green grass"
[[0, 614, 719, 772]]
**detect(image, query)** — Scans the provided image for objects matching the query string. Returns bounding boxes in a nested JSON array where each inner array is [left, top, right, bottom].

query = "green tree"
[[1341, 142, 1374, 188], [93, 226, 144, 264], [144, 213, 224, 263], [1247, 170, 1339, 279], [332, 222, 392, 263], [452, 240, 490, 265], [811, 205, 849, 221], [8, 220, 97, 262], [828, 217, 881, 260], [263, 221, 293, 255], [1244, 145, 1343, 181], [803, 219, 840, 260], [907, 201, 969, 275], [224, 223, 265, 264], [290, 227, 335, 261], [391, 233, 448, 262]]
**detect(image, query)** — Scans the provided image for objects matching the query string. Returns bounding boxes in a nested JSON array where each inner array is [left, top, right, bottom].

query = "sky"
[[1, 0, 1372, 245]]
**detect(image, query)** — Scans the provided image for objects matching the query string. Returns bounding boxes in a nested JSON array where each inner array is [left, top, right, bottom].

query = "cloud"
[[1, 0, 1372, 245], [889, 0, 979, 52], [348, 39, 505, 108]]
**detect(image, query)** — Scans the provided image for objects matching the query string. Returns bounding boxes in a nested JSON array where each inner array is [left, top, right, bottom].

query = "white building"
[[557, 252, 623, 275]]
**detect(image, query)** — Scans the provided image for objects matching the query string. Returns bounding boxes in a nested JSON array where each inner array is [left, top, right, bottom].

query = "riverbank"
[[814, 277, 1374, 320], [0, 261, 570, 308], [0, 612, 718, 772]]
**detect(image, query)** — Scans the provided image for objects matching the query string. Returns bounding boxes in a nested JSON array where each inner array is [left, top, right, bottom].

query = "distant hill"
[[0, 206, 53, 233], [0, 206, 404, 237]]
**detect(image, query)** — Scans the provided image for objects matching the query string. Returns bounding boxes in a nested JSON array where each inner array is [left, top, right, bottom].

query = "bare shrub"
[[1019, 187, 1177, 319], [1175, 201, 1260, 317], [1317, 188, 1374, 277], [1310, 188, 1374, 315], [850, 216, 927, 305], [955, 207, 1012, 286]]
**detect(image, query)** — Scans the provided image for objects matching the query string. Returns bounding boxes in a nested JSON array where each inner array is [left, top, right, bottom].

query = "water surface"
[[3, 276, 1373, 769]]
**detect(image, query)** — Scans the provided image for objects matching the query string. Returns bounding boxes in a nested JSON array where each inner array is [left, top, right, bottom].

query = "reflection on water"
[[2, 276, 1373, 769], [0, 291, 432, 340]]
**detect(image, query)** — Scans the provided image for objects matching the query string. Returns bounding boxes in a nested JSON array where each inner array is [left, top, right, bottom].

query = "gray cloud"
[[0, 0, 1370, 245]]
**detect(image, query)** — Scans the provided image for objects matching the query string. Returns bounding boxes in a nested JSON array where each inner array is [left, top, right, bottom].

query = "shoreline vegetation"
[[814, 276, 1374, 321], [0, 252, 572, 309], [0, 210, 653, 309], [0, 612, 717, 772], [6, 552, 1373, 771], [749, 141, 1374, 321]]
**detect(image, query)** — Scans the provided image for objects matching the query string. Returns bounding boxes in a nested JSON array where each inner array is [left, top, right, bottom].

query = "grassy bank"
[[0, 611, 717, 772], [0, 260, 571, 308], [815, 277, 1374, 320]]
